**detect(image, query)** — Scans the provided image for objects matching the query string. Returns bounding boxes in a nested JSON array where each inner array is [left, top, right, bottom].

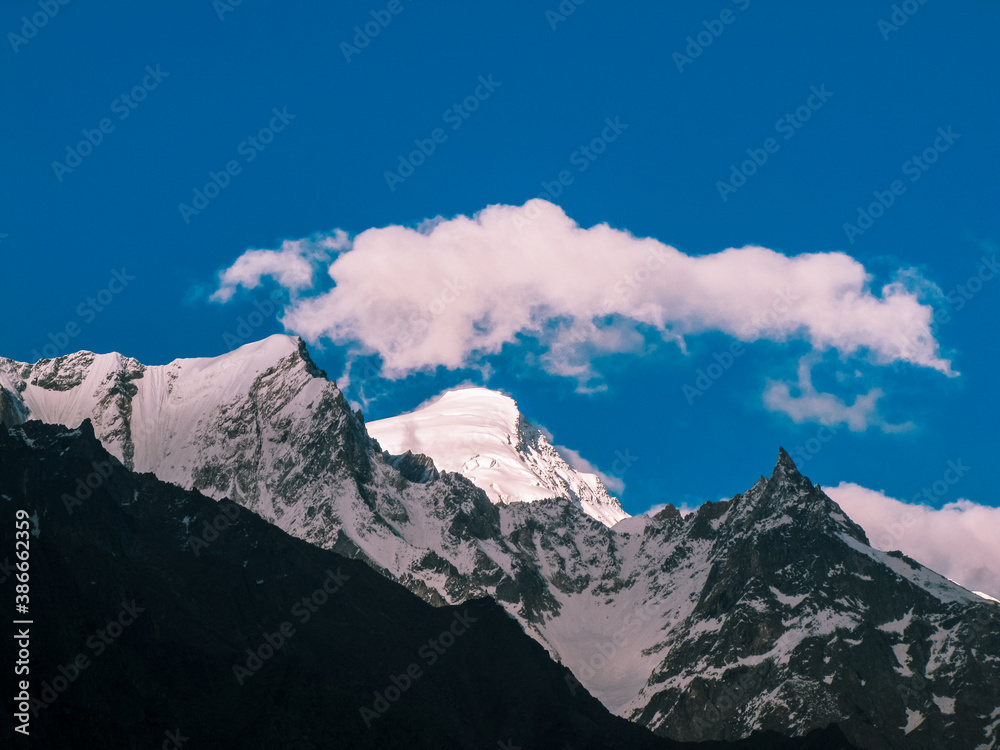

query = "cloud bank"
[[213, 200, 953, 424], [826, 482, 1000, 599]]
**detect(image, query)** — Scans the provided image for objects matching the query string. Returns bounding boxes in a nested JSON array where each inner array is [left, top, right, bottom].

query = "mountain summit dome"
[[368, 387, 629, 527]]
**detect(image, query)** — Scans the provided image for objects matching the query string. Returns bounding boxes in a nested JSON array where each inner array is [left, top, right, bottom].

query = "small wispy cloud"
[[212, 232, 349, 303], [763, 354, 915, 433]]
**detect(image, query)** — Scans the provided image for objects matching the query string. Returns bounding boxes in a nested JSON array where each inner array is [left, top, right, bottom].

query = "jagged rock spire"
[[769, 446, 814, 493], [776, 446, 798, 473]]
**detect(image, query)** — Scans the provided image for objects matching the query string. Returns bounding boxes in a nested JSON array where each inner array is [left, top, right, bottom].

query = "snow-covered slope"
[[368, 387, 629, 527], [614, 451, 999, 748], [0, 336, 525, 599], [0, 335, 308, 481], [2, 337, 997, 750]]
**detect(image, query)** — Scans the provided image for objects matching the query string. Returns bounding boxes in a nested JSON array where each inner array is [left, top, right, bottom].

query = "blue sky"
[[2, 0, 998, 522]]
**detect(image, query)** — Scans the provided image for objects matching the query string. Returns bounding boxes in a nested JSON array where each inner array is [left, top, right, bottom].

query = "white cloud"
[[763, 354, 915, 433], [827, 482, 1000, 599], [211, 232, 349, 303], [213, 200, 953, 411]]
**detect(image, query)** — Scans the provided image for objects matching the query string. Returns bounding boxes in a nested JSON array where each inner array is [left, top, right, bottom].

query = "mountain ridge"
[[1, 336, 996, 749], [1, 418, 706, 749]]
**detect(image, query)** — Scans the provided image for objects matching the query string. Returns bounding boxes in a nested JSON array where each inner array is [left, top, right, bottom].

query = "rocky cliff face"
[[0, 420, 698, 750], [2, 337, 996, 749], [619, 450, 1000, 749], [0, 336, 568, 624]]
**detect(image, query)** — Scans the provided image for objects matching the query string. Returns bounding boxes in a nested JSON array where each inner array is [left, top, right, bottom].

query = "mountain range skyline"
[[3, 3, 997, 747], [3, 333, 996, 601], [2, 332, 997, 748], [3, 2, 998, 540]]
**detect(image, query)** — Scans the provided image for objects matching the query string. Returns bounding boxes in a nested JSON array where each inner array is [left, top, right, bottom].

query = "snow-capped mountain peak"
[[367, 387, 629, 527], [0, 334, 329, 474], [4, 337, 997, 749]]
